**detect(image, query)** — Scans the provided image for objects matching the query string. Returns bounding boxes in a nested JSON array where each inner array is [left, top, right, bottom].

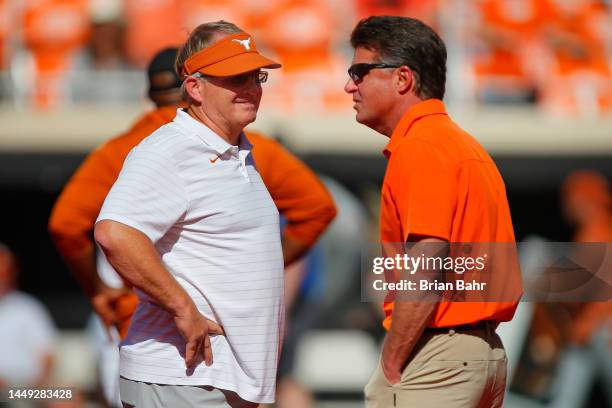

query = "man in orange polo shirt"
[[49, 46, 336, 407], [344, 16, 521, 407]]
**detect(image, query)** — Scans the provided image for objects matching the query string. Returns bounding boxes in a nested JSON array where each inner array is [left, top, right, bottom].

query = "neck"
[[187, 105, 242, 145], [381, 94, 423, 138]]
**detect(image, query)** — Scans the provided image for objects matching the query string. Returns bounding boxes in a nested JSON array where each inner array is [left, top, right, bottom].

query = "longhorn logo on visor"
[[232, 38, 251, 50]]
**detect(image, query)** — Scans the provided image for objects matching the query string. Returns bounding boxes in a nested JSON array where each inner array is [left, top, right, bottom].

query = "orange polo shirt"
[[380, 99, 520, 329], [49, 106, 336, 338]]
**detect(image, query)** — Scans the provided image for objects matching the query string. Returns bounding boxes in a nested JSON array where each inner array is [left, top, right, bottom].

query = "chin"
[[355, 112, 381, 133], [238, 113, 257, 127], [355, 110, 370, 125]]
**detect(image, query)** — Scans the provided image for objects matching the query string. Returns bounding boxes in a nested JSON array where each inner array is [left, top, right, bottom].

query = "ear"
[[396, 66, 414, 95], [183, 76, 203, 104]]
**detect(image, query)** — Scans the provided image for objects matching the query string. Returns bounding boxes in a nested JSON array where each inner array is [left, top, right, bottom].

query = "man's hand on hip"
[[174, 304, 225, 368]]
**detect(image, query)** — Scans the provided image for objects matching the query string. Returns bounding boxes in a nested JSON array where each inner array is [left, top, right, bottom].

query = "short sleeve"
[[387, 140, 457, 242], [48, 142, 123, 257], [96, 146, 188, 243]]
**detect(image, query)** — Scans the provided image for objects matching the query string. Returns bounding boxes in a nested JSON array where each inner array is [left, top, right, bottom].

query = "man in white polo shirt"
[[94, 21, 284, 407]]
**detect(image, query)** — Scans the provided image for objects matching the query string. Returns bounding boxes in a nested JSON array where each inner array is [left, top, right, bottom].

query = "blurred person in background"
[[0, 243, 57, 390], [68, 0, 133, 105], [562, 170, 612, 347], [21, 0, 90, 110], [508, 171, 612, 405], [50, 29, 335, 408], [514, 171, 612, 404], [563, 169, 612, 244], [344, 16, 521, 407]]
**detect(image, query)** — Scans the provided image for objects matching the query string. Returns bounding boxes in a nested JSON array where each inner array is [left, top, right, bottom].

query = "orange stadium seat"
[[538, 0, 612, 115], [178, 0, 251, 33], [22, 0, 90, 110], [245, 0, 351, 112], [254, 0, 334, 72], [123, 0, 185, 68], [473, 0, 554, 103], [354, 0, 441, 27]]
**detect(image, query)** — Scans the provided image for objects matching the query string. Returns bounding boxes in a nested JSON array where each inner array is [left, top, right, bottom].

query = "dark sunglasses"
[[347, 63, 400, 82], [196, 70, 268, 86]]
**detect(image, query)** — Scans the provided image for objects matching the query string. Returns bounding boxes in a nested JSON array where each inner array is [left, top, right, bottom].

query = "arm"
[[381, 237, 446, 384], [381, 141, 457, 382], [95, 220, 224, 366], [250, 134, 337, 265], [281, 237, 312, 269], [94, 144, 226, 367]]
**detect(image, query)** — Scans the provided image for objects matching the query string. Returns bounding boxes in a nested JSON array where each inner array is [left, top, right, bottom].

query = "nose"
[[344, 77, 357, 94]]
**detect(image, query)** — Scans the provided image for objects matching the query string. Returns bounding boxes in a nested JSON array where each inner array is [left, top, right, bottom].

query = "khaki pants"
[[365, 324, 507, 408]]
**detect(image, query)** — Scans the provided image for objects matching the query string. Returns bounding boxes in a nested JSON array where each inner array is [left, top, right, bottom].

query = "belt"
[[424, 320, 495, 334]]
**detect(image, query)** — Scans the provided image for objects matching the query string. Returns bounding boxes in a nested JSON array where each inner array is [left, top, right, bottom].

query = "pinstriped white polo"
[[96, 109, 284, 404]]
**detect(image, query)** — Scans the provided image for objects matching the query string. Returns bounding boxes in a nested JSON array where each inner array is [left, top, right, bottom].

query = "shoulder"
[[129, 121, 195, 163], [405, 115, 492, 164]]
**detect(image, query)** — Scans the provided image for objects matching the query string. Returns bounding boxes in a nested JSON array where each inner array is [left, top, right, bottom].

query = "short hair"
[[350, 16, 447, 100], [175, 20, 244, 78], [175, 21, 244, 101]]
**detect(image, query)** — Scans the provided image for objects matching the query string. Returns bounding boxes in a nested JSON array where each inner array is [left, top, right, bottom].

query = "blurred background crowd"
[[0, 0, 611, 407], [0, 0, 611, 114]]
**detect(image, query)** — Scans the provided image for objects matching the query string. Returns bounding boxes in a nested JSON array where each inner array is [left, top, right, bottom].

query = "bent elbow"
[[94, 220, 119, 254], [326, 202, 338, 223], [319, 201, 338, 228]]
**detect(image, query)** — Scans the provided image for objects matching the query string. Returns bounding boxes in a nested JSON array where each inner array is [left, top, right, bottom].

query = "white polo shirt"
[[96, 109, 284, 404]]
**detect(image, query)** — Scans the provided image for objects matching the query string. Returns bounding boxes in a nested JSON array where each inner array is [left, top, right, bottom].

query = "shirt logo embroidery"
[[232, 38, 251, 51], [210, 155, 220, 163]]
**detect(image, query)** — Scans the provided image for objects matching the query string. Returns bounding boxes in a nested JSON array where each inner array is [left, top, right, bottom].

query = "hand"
[[381, 358, 402, 385], [174, 304, 225, 368], [381, 339, 403, 385], [90, 284, 132, 338]]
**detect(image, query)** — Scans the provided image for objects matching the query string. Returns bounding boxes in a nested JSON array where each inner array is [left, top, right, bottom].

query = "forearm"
[[382, 237, 446, 375], [281, 202, 336, 266], [382, 301, 437, 372], [57, 242, 107, 297], [94, 220, 193, 315], [281, 236, 309, 266]]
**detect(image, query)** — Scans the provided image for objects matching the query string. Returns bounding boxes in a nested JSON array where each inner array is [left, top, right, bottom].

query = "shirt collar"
[[240, 132, 253, 151], [174, 108, 245, 155], [383, 99, 447, 158]]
